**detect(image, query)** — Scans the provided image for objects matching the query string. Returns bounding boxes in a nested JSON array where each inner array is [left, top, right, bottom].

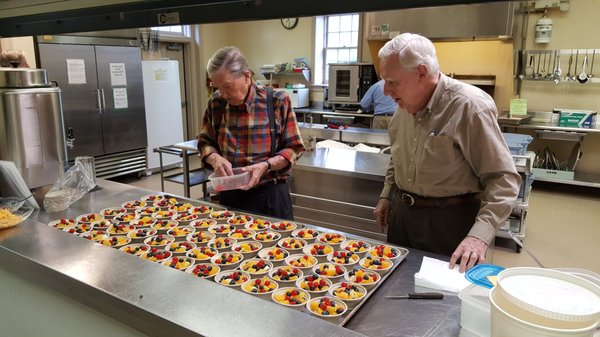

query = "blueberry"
[[336, 308, 344, 314], [322, 311, 329, 316]]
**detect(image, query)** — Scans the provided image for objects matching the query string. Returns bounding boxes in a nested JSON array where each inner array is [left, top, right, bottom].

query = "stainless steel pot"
[[0, 68, 67, 188], [0, 68, 49, 88]]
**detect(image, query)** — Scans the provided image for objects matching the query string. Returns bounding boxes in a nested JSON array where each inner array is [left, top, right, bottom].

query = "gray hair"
[[206, 46, 251, 78], [378, 33, 440, 76]]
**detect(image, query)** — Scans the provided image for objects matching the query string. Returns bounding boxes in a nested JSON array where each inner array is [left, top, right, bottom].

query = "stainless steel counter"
[[299, 122, 390, 148], [291, 148, 389, 241], [0, 179, 463, 337]]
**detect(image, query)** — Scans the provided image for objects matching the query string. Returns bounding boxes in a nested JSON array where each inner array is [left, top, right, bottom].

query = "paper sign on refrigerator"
[[113, 87, 128, 109]]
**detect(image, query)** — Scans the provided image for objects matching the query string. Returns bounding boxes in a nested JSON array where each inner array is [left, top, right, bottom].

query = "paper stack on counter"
[[414, 256, 471, 293]]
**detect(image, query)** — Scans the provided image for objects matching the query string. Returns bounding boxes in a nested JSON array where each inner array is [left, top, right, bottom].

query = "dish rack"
[[496, 151, 535, 253]]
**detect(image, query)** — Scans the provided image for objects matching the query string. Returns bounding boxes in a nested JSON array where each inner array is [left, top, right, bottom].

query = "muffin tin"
[[47, 194, 408, 326]]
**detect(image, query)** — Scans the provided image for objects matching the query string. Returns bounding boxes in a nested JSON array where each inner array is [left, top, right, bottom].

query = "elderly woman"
[[197, 46, 305, 219]]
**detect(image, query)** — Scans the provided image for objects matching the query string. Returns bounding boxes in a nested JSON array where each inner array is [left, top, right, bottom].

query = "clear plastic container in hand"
[[208, 168, 250, 192]]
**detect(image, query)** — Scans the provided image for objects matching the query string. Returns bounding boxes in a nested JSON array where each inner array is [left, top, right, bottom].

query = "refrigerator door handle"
[[95, 89, 102, 113], [100, 88, 107, 112]]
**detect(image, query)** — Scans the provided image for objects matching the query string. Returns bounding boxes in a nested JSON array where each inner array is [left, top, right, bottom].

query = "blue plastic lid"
[[465, 264, 505, 288]]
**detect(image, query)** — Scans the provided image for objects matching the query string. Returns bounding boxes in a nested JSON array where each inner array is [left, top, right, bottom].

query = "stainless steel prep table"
[[0, 179, 462, 337], [291, 148, 390, 241], [295, 107, 375, 128]]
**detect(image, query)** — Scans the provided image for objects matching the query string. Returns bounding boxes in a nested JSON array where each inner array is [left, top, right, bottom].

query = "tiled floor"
[[114, 169, 600, 275]]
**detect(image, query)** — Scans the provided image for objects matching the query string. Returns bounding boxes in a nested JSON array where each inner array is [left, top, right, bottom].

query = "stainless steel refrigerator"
[[37, 38, 147, 179]]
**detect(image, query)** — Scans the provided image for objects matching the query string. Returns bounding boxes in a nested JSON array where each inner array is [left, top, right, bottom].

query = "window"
[[314, 14, 360, 84], [151, 25, 189, 37]]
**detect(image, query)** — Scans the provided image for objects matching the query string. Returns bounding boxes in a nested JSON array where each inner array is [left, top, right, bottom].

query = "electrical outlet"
[[535, 0, 560, 9]]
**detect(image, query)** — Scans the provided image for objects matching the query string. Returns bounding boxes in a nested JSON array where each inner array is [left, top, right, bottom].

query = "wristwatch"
[[264, 160, 272, 172]]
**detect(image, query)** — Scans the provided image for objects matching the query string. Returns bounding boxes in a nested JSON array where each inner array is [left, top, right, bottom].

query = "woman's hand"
[[206, 153, 233, 176], [240, 162, 269, 190]]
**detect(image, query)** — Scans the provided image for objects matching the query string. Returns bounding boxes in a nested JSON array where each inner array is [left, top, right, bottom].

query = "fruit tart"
[[272, 287, 310, 309], [186, 231, 215, 245], [207, 237, 236, 250], [120, 243, 150, 256], [188, 205, 213, 216], [316, 232, 346, 246], [186, 246, 218, 262], [100, 207, 127, 218], [269, 265, 304, 285], [227, 214, 253, 226], [107, 223, 136, 235], [121, 200, 147, 210], [99, 235, 130, 248], [165, 241, 196, 255], [277, 237, 307, 252], [140, 247, 172, 262], [344, 268, 381, 290], [127, 228, 157, 242], [340, 240, 371, 256], [368, 244, 402, 261], [151, 219, 178, 232], [327, 250, 360, 266], [167, 225, 195, 240], [358, 256, 393, 275], [76, 213, 104, 224], [306, 296, 347, 319], [144, 234, 175, 247], [245, 218, 271, 232], [215, 270, 250, 287], [48, 218, 77, 229], [252, 230, 281, 247], [228, 228, 255, 241], [240, 258, 273, 276], [189, 219, 216, 230], [291, 228, 319, 242], [162, 256, 194, 270], [186, 263, 220, 279], [210, 252, 243, 270], [296, 274, 332, 294], [241, 277, 278, 295]]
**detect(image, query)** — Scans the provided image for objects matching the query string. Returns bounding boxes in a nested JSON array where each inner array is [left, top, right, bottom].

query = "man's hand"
[[240, 162, 269, 190], [449, 236, 488, 273], [206, 153, 233, 177], [373, 198, 391, 233]]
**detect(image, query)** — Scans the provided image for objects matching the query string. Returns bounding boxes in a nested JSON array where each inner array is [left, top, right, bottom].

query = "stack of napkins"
[[414, 256, 471, 293]]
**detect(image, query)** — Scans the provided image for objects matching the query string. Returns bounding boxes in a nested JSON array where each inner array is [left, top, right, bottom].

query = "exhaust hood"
[[366, 2, 517, 41]]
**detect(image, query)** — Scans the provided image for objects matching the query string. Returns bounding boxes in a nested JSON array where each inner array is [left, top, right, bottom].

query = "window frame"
[[313, 13, 362, 85]]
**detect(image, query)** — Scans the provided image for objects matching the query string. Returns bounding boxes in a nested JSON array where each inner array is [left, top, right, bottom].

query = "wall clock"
[[280, 18, 298, 30]]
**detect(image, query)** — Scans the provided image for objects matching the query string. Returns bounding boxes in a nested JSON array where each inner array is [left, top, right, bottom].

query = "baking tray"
[[48, 193, 408, 327]]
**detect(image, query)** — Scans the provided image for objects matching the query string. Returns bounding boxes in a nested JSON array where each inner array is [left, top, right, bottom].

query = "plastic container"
[[459, 284, 491, 337], [209, 168, 250, 192], [502, 133, 533, 155], [490, 267, 600, 337]]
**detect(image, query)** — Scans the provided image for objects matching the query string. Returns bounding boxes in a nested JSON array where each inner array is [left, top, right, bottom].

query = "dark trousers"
[[387, 189, 481, 256], [218, 181, 293, 220]]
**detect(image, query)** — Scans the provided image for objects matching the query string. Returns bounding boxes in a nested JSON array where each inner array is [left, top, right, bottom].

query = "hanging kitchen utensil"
[[565, 51, 573, 81], [540, 51, 547, 74], [533, 52, 542, 79], [525, 55, 534, 77], [546, 50, 556, 80], [577, 52, 588, 84], [572, 50, 579, 81], [588, 49, 595, 79], [554, 51, 562, 84], [518, 50, 527, 80]]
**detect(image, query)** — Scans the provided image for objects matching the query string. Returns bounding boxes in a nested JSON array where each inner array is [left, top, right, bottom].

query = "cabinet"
[[38, 39, 147, 178]]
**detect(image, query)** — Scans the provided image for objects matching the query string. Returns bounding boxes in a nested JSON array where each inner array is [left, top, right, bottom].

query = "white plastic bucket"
[[489, 267, 600, 337]]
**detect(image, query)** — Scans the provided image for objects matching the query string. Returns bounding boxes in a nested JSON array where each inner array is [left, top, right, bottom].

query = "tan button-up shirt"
[[380, 73, 521, 244]]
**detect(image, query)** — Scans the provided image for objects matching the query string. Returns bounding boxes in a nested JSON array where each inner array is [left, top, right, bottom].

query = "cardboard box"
[[532, 168, 574, 181], [557, 109, 596, 128]]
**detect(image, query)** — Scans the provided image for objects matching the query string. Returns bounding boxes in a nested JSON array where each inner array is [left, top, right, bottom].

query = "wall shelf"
[[261, 69, 310, 82]]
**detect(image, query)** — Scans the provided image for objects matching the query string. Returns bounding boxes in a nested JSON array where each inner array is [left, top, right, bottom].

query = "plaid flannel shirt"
[[198, 82, 306, 184]]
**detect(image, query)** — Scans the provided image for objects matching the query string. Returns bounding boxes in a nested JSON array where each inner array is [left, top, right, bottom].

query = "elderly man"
[[198, 46, 306, 219], [373, 33, 521, 272]]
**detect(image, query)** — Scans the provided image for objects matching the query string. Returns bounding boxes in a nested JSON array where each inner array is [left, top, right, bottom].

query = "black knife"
[[385, 292, 444, 299]]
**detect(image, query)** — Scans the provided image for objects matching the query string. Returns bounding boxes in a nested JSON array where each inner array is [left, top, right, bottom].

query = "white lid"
[[498, 267, 600, 322]]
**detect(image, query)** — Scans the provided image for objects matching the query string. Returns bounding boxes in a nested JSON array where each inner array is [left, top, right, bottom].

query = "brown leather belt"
[[397, 189, 480, 208]]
